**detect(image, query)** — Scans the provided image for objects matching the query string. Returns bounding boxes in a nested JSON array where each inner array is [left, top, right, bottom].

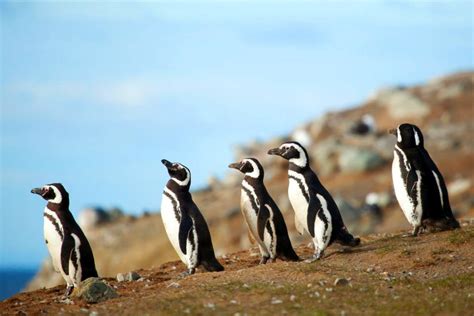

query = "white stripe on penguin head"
[[282, 143, 308, 168], [396, 127, 402, 143], [171, 164, 191, 186], [47, 185, 63, 204], [413, 128, 420, 146], [242, 159, 260, 178]]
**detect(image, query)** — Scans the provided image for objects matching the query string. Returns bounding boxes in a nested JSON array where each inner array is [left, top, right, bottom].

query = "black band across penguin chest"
[[288, 174, 310, 202], [163, 190, 182, 222], [44, 212, 64, 240]]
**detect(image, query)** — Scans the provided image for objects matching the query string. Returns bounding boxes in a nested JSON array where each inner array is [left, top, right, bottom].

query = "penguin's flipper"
[[178, 215, 193, 255], [307, 196, 319, 238], [60, 234, 75, 276], [257, 205, 271, 241], [295, 216, 305, 235], [406, 168, 418, 196]]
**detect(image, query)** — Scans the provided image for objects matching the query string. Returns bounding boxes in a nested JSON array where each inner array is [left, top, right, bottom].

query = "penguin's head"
[[31, 183, 69, 205], [389, 123, 424, 148], [267, 141, 309, 168], [161, 159, 191, 187], [228, 158, 264, 179]]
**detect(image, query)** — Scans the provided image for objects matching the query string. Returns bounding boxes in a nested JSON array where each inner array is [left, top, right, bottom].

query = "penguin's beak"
[[161, 159, 173, 169], [228, 162, 242, 170], [31, 187, 44, 196], [267, 147, 283, 156], [388, 128, 397, 136]]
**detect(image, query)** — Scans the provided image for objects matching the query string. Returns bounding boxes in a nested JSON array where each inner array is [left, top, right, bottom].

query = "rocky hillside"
[[4, 222, 474, 315], [26, 71, 473, 291]]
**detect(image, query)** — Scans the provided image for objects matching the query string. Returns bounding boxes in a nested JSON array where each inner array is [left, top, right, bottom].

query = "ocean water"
[[0, 268, 37, 301]]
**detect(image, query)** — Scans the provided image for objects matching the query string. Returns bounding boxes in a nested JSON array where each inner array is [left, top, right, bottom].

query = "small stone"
[[126, 271, 141, 281], [230, 299, 238, 304], [290, 295, 296, 302], [325, 288, 333, 292], [183, 308, 191, 314], [314, 291, 320, 298], [205, 303, 215, 309], [73, 278, 118, 303], [271, 297, 283, 304], [89, 312, 98, 316], [307, 283, 313, 288], [116, 273, 125, 282], [334, 278, 350, 286], [167, 282, 180, 288], [366, 267, 374, 273]]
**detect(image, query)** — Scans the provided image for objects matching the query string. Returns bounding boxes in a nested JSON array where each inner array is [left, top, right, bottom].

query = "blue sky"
[[1, 1, 472, 268]]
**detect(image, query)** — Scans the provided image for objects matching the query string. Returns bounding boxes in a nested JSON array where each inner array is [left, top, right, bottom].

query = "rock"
[[167, 282, 180, 288], [116, 273, 125, 282], [448, 178, 471, 197], [437, 78, 473, 100], [126, 271, 141, 281], [78, 208, 108, 230], [271, 297, 283, 304], [373, 135, 396, 160], [374, 87, 430, 119], [72, 278, 118, 303], [291, 127, 312, 147], [338, 147, 385, 172], [334, 197, 363, 223], [334, 278, 350, 286], [312, 138, 340, 176]]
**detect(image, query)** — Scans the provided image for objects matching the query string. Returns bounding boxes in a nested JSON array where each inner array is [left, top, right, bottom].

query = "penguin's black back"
[[175, 191, 224, 272], [400, 146, 459, 227], [298, 166, 360, 246], [246, 177, 299, 261], [48, 203, 98, 279]]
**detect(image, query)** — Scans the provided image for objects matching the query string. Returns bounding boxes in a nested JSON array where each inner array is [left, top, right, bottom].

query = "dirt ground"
[[2, 222, 473, 316]]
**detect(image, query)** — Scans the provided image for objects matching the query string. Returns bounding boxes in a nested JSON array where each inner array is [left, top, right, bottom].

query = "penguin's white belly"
[[288, 179, 309, 232], [43, 213, 64, 273], [161, 193, 186, 263], [392, 153, 421, 227], [240, 190, 264, 245]]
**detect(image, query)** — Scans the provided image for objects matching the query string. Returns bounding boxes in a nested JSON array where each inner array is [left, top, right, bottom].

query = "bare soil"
[[3, 223, 473, 316]]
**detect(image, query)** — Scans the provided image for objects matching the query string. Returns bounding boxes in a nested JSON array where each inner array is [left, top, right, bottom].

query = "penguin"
[[389, 123, 460, 236], [268, 142, 360, 262], [31, 183, 98, 297], [160, 159, 224, 275], [228, 158, 299, 264]]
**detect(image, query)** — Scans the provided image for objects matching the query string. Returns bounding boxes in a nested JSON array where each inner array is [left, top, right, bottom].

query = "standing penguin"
[[31, 183, 98, 297], [268, 142, 360, 262], [229, 158, 299, 264], [160, 159, 224, 275], [389, 123, 460, 236]]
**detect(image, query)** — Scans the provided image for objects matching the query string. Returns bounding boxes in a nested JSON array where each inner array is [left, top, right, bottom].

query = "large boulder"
[[338, 147, 385, 173], [373, 87, 430, 119]]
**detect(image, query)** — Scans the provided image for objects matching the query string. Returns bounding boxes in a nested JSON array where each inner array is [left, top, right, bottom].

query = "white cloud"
[[6, 79, 160, 108]]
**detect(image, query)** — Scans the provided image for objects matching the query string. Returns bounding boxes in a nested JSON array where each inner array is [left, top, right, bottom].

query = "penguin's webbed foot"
[[63, 285, 74, 298], [259, 256, 270, 265], [178, 268, 196, 279], [412, 226, 421, 237], [304, 251, 323, 263], [267, 257, 276, 264]]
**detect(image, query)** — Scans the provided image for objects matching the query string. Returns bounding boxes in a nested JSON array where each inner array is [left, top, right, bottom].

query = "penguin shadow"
[[324, 242, 381, 258]]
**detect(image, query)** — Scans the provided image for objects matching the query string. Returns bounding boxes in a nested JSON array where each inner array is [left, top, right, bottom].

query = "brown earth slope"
[[2, 222, 473, 315]]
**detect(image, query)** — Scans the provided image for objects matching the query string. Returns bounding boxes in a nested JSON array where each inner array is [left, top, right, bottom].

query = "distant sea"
[[0, 268, 37, 301]]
